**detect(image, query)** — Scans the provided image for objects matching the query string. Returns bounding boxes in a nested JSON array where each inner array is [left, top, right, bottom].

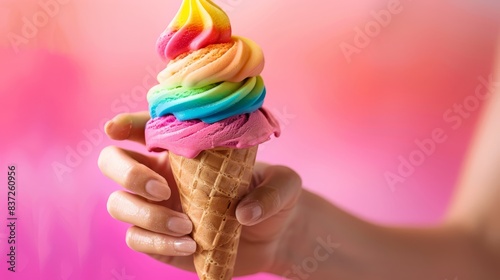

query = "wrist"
[[268, 190, 322, 277], [268, 190, 311, 278], [269, 190, 375, 279]]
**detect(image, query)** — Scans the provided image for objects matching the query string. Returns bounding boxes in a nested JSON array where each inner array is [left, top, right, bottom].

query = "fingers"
[[236, 165, 302, 226], [147, 253, 195, 272], [105, 111, 150, 145], [126, 226, 197, 257], [98, 146, 171, 201], [107, 191, 192, 236]]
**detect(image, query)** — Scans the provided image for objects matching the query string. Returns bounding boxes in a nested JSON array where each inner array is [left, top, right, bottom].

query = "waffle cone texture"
[[169, 146, 258, 280]]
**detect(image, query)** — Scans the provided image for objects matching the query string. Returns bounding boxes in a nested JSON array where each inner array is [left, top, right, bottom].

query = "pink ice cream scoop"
[[146, 108, 280, 158]]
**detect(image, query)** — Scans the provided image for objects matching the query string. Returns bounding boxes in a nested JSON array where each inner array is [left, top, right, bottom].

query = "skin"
[[98, 45, 500, 279], [98, 111, 303, 276]]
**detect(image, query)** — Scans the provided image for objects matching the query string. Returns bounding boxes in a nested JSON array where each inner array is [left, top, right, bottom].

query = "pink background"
[[0, 0, 499, 279]]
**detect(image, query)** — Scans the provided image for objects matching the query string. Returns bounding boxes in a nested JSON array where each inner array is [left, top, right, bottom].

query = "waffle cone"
[[169, 146, 258, 280]]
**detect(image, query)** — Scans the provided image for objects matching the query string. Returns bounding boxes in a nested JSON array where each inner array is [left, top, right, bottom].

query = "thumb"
[[236, 165, 302, 226]]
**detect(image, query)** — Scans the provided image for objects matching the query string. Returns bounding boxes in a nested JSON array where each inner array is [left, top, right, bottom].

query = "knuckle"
[[275, 165, 302, 189], [139, 204, 170, 233], [273, 165, 302, 207], [152, 235, 168, 254], [139, 206, 156, 228], [123, 164, 146, 190], [261, 186, 281, 211]]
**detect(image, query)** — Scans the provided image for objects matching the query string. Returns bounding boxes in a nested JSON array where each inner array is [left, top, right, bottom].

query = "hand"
[[98, 112, 303, 276]]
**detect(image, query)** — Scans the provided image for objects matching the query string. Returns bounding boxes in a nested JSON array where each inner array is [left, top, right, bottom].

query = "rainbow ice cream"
[[146, 0, 280, 158], [156, 0, 232, 61], [144, 1, 279, 279]]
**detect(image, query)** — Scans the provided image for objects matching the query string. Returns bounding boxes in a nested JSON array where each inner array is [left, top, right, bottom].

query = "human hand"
[[98, 112, 303, 276]]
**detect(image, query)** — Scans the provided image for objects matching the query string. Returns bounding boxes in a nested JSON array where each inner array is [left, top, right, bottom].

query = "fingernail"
[[145, 180, 170, 200], [238, 202, 262, 224], [174, 238, 196, 254], [167, 216, 193, 235]]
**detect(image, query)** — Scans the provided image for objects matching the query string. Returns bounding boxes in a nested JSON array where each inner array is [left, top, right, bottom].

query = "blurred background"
[[0, 0, 499, 279]]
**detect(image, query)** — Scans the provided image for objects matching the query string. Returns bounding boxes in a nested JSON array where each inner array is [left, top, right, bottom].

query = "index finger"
[[105, 111, 151, 145]]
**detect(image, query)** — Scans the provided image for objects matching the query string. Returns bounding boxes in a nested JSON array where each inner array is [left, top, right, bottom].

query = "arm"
[[271, 41, 500, 279], [446, 40, 500, 251], [98, 42, 500, 280], [274, 192, 498, 279]]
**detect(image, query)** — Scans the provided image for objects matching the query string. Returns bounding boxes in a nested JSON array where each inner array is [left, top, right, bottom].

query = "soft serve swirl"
[[146, 0, 280, 158], [157, 0, 232, 61], [157, 37, 264, 88], [148, 36, 266, 123]]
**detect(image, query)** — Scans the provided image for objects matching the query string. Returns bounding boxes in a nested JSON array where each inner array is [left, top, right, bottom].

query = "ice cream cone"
[[146, 0, 279, 278], [168, 146, 258, 280]]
